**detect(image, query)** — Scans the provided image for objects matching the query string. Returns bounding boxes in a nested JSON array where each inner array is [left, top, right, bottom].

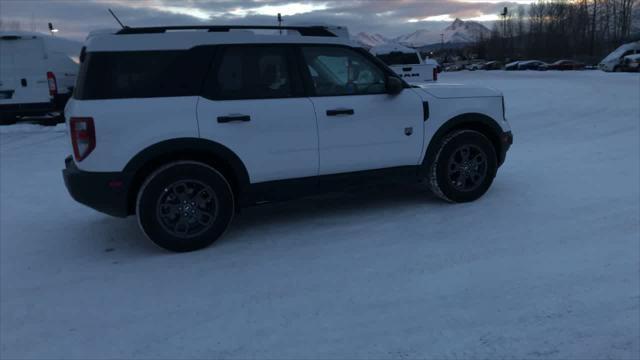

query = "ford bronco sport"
[[62, 25, 512, 252]]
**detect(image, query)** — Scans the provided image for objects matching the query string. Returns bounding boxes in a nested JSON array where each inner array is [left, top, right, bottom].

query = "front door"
[[300, 46, 424, 175]]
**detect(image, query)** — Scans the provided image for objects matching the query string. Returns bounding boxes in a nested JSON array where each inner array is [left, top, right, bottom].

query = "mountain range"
[[353, 18, 491, 49]]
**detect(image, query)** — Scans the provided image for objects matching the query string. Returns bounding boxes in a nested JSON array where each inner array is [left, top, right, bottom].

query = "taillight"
[[47, 71, 57, 96], [70, 117, 95, 161], [433, 68, 438, 81]]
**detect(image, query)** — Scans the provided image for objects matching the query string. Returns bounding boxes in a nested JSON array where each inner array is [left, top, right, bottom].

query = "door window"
[[301, 47, 386, 96], [206, 46, 298, 100]]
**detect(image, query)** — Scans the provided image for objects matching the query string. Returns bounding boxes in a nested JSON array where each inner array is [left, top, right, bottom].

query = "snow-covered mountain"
[[394, 29, 438, 48], [352, 32, 391, 48], [354, 19, 491, 49], [442, 18, 490, 43]]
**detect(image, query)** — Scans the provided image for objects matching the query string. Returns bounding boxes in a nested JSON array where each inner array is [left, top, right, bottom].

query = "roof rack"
[[116, 25, 339, 37]]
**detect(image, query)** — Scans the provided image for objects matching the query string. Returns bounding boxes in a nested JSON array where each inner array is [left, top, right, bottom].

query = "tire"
[[136, 161, 235, 252], [428, 130, 498, 203]]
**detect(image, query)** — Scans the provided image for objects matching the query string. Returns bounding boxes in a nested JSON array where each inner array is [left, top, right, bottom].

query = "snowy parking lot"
[[1, 71, 639, 359]]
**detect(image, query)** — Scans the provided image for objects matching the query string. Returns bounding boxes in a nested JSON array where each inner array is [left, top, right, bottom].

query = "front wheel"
[[428, 130, 498, 203], [136, 161, 235, 252]]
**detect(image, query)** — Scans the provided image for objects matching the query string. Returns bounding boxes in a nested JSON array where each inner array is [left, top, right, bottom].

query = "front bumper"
[[499, 131, 513, 166], [62, 156, 131, 217]]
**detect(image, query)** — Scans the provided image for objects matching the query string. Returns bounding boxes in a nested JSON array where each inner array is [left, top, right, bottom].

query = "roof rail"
[[116, 25, 339, 37]]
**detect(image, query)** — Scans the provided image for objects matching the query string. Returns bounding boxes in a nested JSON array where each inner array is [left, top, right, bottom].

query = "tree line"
[[475, 0, 638, 62]]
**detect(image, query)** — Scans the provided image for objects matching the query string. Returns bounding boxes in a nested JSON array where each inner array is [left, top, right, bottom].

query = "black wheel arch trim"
[[420, 113, 510, 177], [122, 137, 250, 214]]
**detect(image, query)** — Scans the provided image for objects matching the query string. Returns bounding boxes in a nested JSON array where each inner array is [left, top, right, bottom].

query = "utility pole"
[[277, 13, 282, 34], [440, 33, 444, 50], [500, 7, 508, 60], [500, 7, 508, 36]]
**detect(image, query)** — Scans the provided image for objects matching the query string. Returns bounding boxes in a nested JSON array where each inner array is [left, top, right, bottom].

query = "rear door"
[[197, 45, 319, 184], [300, 46, 424, 175], [0, 36, 50, 105]]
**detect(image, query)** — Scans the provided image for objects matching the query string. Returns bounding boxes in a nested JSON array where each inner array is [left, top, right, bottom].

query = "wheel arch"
[[421, 113, 506, 175], [123, 138, 250, 215]]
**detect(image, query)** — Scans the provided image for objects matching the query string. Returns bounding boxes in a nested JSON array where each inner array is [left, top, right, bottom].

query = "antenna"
[[108, 8, 127, 29]]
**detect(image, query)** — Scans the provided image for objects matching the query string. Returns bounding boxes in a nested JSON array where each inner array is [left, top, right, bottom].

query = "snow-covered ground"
[[1, 71, 639, 359]]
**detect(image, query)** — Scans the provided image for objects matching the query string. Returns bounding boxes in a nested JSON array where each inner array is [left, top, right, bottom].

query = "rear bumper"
[[0, 102, 55, 118], [62, 156, 131, 217]]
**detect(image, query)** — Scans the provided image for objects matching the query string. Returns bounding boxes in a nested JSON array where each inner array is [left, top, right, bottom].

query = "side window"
[[215, 47, 246, 99], [301, 46, 386, 96], [74, 47, 214, 100], [206, 46, 297, 100], [256, 49, 292, 98]]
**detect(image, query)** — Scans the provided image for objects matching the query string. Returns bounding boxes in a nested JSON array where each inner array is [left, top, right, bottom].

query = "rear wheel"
[[428, 130, 498, 203], [136, 161, 235, 252]]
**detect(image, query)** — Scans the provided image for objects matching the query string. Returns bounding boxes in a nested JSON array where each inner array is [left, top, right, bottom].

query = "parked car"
[[599, 41, 640, 72], [62, 24, 513, 252], [505, 61, 521, 71], [444, 64, 463, 71], [517, 60, 548, 70], [621, 54, 640, 72], [483, 61, 503, 70], [544, 60, 586, 70], [371, 44, 438, 82], [0, 31, 78, 125], [465, 62, 485, 71]]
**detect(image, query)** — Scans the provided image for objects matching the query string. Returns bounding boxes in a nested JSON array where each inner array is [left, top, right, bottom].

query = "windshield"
[[377, 51, 421, 66]]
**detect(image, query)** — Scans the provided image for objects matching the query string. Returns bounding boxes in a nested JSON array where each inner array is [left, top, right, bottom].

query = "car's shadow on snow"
[[231, 183, 439, 231], [85, 182, 446, 255]]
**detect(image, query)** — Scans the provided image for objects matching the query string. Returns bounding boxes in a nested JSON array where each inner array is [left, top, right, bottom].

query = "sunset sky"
[[0, 0, 536, 40]]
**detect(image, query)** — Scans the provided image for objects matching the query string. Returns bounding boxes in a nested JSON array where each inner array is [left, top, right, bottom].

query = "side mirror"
[[386, 76, 403, 95]]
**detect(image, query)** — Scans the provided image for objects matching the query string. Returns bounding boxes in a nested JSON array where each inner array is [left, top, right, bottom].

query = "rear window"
[[377, 52, 421, 66], [74, 47, 214, 100]]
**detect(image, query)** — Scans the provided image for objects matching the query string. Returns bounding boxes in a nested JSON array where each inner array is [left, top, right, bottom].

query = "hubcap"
[[156, 180, 218, 238], [447, 144, 488, 192]]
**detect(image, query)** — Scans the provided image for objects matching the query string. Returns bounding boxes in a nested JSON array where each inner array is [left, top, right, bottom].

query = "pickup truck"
[[371, 44, 439, 82]]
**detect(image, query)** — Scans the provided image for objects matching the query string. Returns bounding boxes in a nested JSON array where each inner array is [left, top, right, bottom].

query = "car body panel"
[[197, 97, 320, 183], [66, 97, 200, 172], [310, 90, 425, 175]]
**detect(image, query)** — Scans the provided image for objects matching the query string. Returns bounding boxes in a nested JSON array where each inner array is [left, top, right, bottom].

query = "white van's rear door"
[[0, 35, 51, 106]]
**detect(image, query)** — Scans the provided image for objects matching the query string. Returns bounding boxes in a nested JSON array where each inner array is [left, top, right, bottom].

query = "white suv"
[[63, 25, 512, 252]]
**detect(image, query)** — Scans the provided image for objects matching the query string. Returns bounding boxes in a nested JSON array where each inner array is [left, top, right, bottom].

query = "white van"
[[599, 41, 640, 72], [370, 44, 438, 82], [0, 31, 79, 124]]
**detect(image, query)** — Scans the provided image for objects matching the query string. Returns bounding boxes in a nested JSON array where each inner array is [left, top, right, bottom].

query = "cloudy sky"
[[0, 0, 535, 40]]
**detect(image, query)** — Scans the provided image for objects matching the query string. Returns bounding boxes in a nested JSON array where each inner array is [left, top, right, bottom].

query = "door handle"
[[217, 114, 251, 123], [326, 109, 354, 116]]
